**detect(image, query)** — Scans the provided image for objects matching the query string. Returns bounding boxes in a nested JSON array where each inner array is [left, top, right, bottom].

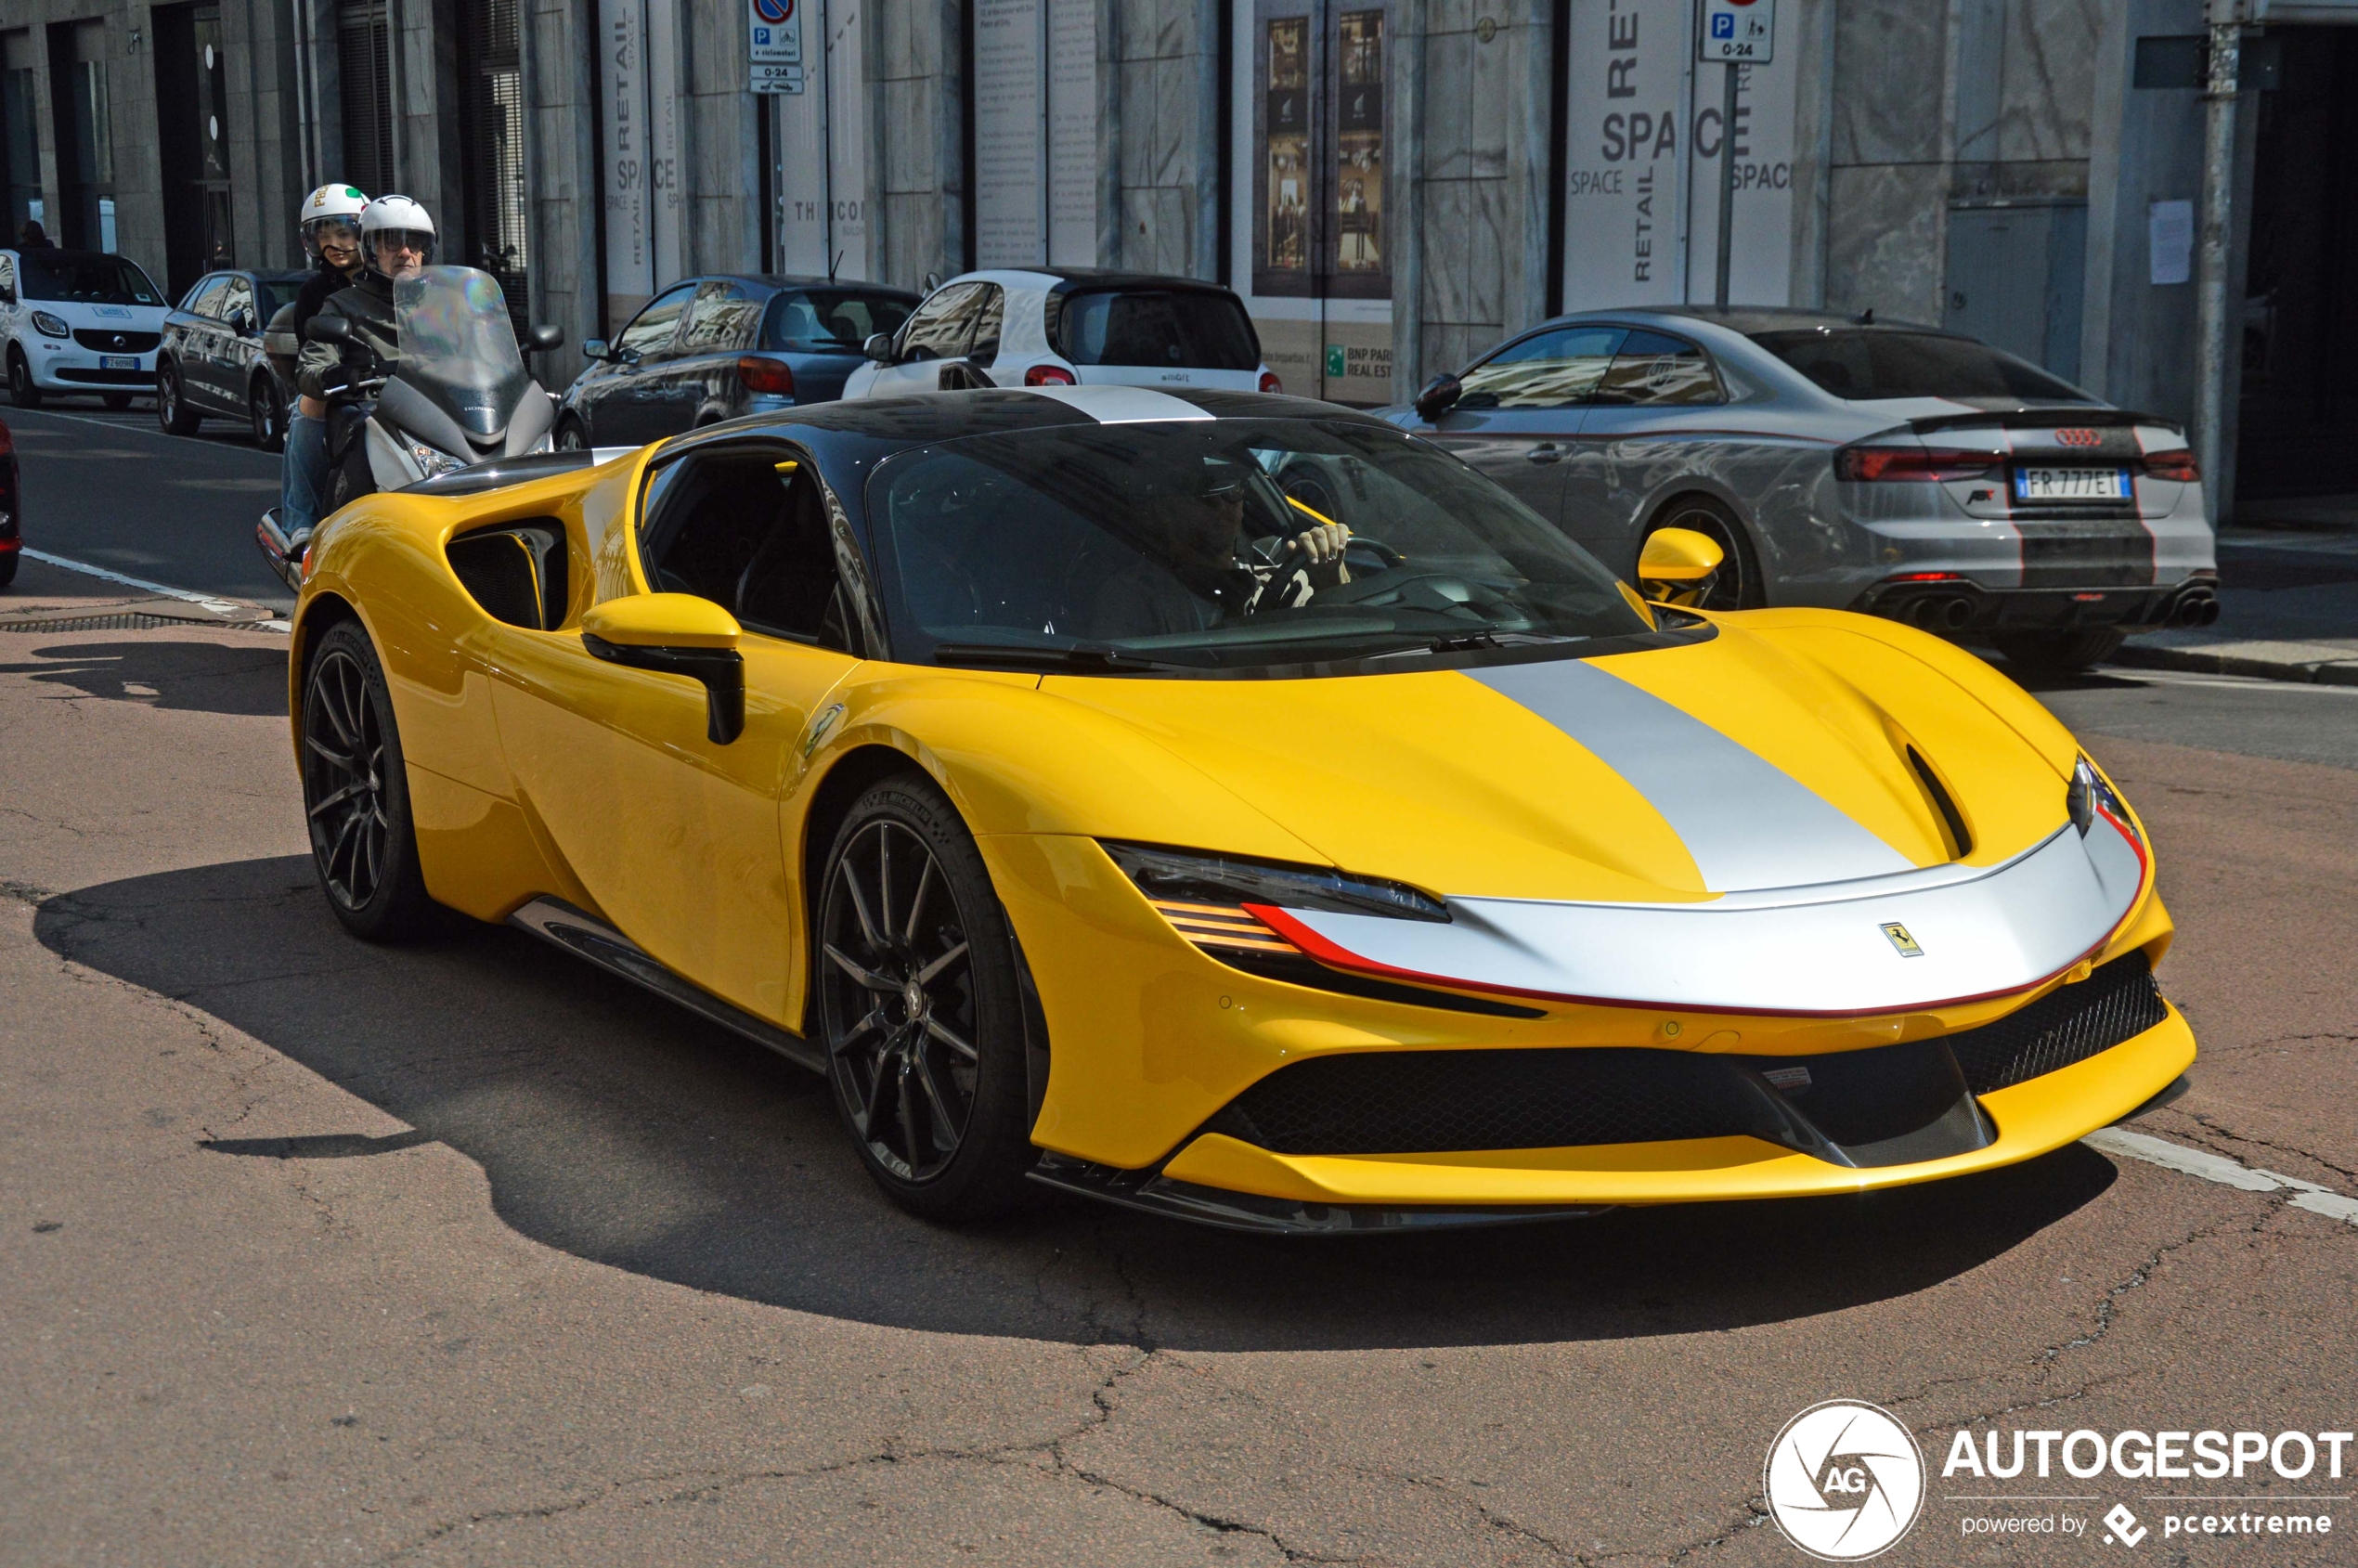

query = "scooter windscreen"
[[393, 266, 533, 447]]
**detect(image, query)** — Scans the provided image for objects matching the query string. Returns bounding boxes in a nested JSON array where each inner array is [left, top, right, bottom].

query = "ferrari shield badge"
[[1881, 922, 1924, 958]]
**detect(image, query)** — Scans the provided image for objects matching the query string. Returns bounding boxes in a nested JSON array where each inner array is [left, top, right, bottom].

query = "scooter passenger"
[[297, 196, 436, 508], [279, 184, 369, 540]]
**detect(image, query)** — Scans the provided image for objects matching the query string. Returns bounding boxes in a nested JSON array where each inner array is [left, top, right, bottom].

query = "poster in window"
[[1255, 12, 1310, 296], [1331, 11, 1380, 277]]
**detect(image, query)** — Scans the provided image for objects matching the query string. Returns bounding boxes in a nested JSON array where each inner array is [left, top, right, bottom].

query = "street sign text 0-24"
[[1700, 0, 1773, 62]]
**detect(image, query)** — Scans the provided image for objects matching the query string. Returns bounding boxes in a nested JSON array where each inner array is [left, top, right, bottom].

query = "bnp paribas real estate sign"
[[1560, 0, 1796, 309]]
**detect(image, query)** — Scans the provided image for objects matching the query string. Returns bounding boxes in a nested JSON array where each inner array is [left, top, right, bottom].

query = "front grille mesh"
[[1946, 949, 2168, 1092], [1199, 951, 2170, 1158], [1206, 1047, 1758, 1157]]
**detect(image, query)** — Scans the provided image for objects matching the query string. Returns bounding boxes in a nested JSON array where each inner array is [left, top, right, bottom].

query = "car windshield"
[[764, 289, 913, 351], [1055, 289, 1260, 370], [20, 252, 164, 305], [1750, 328, 2088, 402], [867, 419, 1654, 673]]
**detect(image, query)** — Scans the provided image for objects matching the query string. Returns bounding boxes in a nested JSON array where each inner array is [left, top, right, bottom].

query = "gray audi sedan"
[[1386, 307, 2219, 671]]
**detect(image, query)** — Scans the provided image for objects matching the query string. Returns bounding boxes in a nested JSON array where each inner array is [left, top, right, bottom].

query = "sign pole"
[[1714, 60, 1738, 308], [1698, 0, 1771, 308]]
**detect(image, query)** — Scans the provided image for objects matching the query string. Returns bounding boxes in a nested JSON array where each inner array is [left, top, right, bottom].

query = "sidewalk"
[[2110, 521, 2358, 684]]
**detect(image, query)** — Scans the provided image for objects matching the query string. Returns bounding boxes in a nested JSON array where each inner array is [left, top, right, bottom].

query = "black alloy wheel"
[[157, 362, 200, 434], [817, 776, 1037, 1219], [101, 391, 135, 410], [8, 350, 42, 409], [300, 621, 435, 940], [1645, 498, 1761, 612], [250, 375, 285, 451]]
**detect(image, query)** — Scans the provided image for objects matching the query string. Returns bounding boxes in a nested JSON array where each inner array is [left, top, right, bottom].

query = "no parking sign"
[[1699, 0, 1773, 62], [749, 0, 804, 93]]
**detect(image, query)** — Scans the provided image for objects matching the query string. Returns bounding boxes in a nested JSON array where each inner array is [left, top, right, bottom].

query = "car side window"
[[896, 282, 985, 362], [678, 280, 764, 355], [221, 277, 256, 330], [1456, 326, 1628, 409], [615, 283, 695, 361], [967, 285, 1004, 364], [187, 277, 229, 318], [639, 448, 858, 651], [1592, 330, 1722, 406]]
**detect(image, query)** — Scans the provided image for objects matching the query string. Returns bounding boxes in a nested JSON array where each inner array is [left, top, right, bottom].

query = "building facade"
[[1, 0, 2351, 514]]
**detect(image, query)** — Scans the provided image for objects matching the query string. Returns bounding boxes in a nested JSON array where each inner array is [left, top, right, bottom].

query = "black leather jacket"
[[295, 271, 400, 401]]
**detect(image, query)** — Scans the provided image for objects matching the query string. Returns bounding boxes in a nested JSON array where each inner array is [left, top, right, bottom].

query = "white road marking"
[[8, 404, 277, 457], [19, 548, 288, 631], [2085, 1126, 2358, 1225], [2114, 671, 2358, 697]]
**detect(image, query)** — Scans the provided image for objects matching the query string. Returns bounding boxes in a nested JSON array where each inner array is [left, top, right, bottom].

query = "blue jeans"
[[282, 411, 329, 536]]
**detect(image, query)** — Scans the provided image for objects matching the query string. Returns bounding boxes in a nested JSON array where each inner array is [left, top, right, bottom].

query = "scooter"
[[258, 266, 564, 593]]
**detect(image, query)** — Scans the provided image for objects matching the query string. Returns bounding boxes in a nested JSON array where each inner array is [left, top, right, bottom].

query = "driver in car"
[[1090, 460, 1354, 638]]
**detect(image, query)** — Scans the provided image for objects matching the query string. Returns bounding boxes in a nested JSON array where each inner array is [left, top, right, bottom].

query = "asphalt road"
[[4, 402, 294, 612], [2, 444, 2354, 1565]]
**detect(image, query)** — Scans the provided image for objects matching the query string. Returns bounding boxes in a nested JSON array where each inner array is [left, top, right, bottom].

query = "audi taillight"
[[736, 356, 796, 396], [1024, 363, 1077, 387], [2142, 448, 2200, 482], [1834, 445, 2001, 483], [1259, 370, 1283, 394]]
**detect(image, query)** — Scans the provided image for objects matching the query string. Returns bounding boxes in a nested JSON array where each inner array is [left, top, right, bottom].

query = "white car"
[[0, 248, 170, 409], [842, 268, 1280, 400]]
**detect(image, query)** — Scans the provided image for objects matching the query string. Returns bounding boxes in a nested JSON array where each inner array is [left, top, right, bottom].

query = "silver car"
[[1386, 307, 2219, 671]]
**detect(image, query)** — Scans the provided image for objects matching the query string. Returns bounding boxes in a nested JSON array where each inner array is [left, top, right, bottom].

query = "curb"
[[2112, 641, 2358, 687]]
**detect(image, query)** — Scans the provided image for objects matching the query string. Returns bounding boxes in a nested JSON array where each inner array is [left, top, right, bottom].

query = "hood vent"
[[1907, 745, 1974, 861]]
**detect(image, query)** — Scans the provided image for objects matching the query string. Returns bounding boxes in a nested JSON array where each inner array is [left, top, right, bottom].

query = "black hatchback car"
[[157, 268, 309, 449], [554, 274, 917, 448]]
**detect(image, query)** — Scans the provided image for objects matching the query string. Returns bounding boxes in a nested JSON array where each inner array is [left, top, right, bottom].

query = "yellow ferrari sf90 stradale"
[[284, 387, 2192, 1233]]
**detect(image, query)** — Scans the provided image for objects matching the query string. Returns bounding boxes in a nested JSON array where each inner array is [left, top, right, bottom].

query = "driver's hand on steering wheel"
[[1286, 521, 1351, 564]]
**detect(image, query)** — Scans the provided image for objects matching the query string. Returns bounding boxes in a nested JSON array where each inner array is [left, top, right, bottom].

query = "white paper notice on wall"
[[2148, 200, 2195, 286]]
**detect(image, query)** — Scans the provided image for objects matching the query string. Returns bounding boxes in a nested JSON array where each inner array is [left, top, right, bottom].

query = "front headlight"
[[408, 440, 466, 479], [1102, 840, 1445, 958], [2069, 756, 2141, 845], [31, 310, 70, 338]]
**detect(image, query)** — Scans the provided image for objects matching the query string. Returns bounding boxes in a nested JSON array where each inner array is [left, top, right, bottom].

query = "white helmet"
[[298, 183, 369, 257], [358, 194, 437, 274]]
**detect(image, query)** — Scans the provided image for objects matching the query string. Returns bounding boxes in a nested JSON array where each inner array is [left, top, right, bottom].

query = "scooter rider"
[[296, 195, 435, 505], [279, 184, 369, 540]]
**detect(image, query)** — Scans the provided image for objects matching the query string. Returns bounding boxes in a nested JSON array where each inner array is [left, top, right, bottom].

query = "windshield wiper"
[[1376, 629, 1581, 658], [928, 641, 1197, 673]]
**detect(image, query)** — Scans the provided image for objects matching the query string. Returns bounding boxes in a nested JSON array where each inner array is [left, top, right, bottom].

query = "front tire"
[[1643, 496, 1764, 611], [249, 375, 285, 451], [816, 774, 1038, 1220], [8, 349, 43, 409], [300, 620, 437, 941], [157, 362, 200, 434], [1991, 628, 2128, 675]]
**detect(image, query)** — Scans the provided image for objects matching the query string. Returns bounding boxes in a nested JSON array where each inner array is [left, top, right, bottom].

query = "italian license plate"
[[2014, 467, 2129, 501], [100, 355, 138, 370]]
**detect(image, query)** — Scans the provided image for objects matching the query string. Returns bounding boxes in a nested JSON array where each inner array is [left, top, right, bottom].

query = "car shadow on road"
[[40, 855, 2118, 1353], [0, 637, 287, 717]]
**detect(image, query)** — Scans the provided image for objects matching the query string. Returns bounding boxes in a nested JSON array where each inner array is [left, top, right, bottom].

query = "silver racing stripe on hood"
[[1014, 384, 1217, 423], [1466, 660, 1915, 892]]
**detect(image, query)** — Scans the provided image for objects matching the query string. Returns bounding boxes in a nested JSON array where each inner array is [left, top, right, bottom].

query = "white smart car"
[[0, 247, 171, 409], [842, 268, 1280, 399]]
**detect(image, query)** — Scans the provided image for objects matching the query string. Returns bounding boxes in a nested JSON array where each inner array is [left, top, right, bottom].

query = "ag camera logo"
[[1766, 1400, 1926, 1561]]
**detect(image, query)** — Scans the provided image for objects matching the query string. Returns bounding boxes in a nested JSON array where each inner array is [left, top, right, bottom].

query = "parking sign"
[[750, 0, 803, 93], [1699, 0, 1773, 61]]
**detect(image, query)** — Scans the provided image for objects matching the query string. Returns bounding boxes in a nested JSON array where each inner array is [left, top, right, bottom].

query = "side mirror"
[[232, 307, 257, 335], [304, 314, 353, 344], [1636, 526, 1726, 608], [0, 284, 15, 305], [1414, 372, 1462, 422], [863, 331, 894, 364], [523, 322, 564, 352], [581, 337, 610, 362], [580, 593, 745, 744]]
